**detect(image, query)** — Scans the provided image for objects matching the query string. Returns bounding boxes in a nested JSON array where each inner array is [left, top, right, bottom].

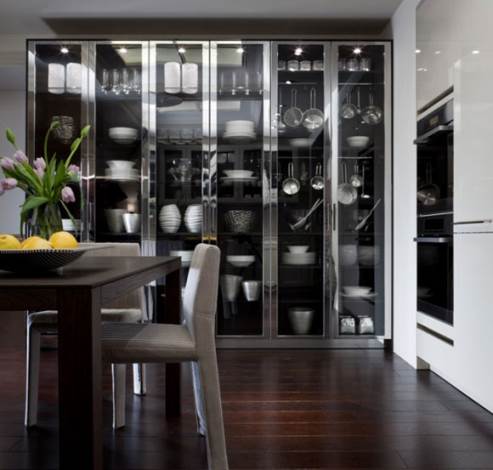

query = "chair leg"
[[197, 355, 229, 470], [132, 363, 147, 396], [191, 361, 207, 436], [25, 326, 41, 428], [111, 364, 126, 429]]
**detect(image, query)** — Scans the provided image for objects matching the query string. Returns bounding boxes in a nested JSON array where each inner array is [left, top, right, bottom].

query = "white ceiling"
[[1, 0, 403, 34]]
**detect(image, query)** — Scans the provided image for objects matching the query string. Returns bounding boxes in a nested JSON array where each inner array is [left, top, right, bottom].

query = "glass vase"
[[23, 203, 63, 240]]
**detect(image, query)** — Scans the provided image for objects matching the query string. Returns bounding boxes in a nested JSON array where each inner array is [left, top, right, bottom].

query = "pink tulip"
[[68, 164, 80, 177], [1, 178, 17, 190], [61, 186, 76, 203], [0, 157, 15, 171], [33, 157, 46, 171], [13, 150, 28, 164]]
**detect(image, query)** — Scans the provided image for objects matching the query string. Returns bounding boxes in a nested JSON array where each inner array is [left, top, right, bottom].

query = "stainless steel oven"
[[415, 213, 453, 324], [415, 95, 454, 324], [416, 98, 453, 215]]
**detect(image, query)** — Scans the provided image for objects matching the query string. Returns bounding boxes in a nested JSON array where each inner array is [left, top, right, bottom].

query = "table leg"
[[163, 268, 181, 417], [57, 287, 102, 470]]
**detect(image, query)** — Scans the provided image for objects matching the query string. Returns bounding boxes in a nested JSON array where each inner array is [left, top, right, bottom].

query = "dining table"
[[0, 255, 182, 470]]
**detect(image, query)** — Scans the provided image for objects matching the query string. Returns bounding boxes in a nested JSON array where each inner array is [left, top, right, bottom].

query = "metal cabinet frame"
[[26, 39, 392, 348]]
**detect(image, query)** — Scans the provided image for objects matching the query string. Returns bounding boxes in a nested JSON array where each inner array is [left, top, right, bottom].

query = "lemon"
[[0, 234, 22, 250], [21, 236, 53, 250], [49, 231, 78, 249]]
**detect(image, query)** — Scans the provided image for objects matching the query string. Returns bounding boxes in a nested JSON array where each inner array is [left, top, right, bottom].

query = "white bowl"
[[347, 136, 370, 149], [106, 160, 136, 172], [226, 255, 255, 268], [287, 245, 309, 254], [225, 120, 255, 129], [223, 170, 254, 178], [170, 250, 194, 267], [343, 286, 372, 296], [282, 252, 316, 265], [289, 138, 311, 148], [109, 127, 138, 137]]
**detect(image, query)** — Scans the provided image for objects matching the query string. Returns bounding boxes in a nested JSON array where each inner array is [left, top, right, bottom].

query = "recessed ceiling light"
[[434, 50, 441, 55], [236, 46, 245, 54], [118, 47, 128, 54], [417, 67, 428, 72], [294, 47, 303, 56], [415, 49, 421, 54], [353, 47, 362, 55], [60, 46, 69, 54], [178, 47, 186, 54], [472, 49, 480, 55]]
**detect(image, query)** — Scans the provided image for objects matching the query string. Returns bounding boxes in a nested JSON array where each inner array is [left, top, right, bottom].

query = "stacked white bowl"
[[170, 250, 194, 268], [223, 120, 256, 141], [108, 127, 139, 144], [282, 251, 316, 265], [159, 204, 181, 233], [184, 204, 202, 233], [105, 160, 139, 180]]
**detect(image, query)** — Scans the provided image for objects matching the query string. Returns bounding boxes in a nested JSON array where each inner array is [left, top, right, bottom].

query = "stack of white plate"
[[184, 204, 202, 233], [223, 120, 256, 142], [282, 252, 316, 265], [105, 160, 139, 181], [170, 250, 194, 268], [108, 127, 139, 145], [159, 204, 181, 233]]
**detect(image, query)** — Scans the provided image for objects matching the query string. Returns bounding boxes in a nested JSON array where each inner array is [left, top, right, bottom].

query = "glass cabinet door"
[[212, 41, 270, 337], [151, 41, 208, 271], [273, 43, 329, 337], [92, 42, 146, 243], [27, 41, 85, 237], [331, 43, 390, 338]]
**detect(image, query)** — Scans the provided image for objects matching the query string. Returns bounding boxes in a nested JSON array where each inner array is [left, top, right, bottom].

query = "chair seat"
[[102, 323, 197, 363], [29, 309, 143, 330]]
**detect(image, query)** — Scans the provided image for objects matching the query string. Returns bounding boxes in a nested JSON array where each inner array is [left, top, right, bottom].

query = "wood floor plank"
[[1, 347, 493, 469]]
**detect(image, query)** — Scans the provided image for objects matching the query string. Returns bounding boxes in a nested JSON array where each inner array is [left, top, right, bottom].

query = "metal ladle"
[[310, 163, 324, 191], [282, 162, 300, 195]]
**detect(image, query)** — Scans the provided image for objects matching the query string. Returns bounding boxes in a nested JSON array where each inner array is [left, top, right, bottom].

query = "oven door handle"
[[414, 124, 453, 144], [413, 236, 452, 244]]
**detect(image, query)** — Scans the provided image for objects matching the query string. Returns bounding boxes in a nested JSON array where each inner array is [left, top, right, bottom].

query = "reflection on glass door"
[[94, 42, 145, 243], [274, 43, 327, 337], [152, 41, 208, 278], [333, 43, 389, 337], [28, 42, 84, 237], [213, 42, 269, 336]]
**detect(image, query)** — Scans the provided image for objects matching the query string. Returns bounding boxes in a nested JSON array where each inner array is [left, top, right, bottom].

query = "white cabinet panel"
[[454, 55, 493, 223], [453, 233, 493, 411]]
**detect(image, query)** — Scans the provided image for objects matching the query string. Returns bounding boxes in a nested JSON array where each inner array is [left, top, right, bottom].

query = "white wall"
[[384, 0, 419, 368], [0, 91, 25, 234]]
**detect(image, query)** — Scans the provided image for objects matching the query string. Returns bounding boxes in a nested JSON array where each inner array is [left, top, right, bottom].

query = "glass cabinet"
[[272, 42, 329, 337], [331, 43, 391, 339], [27, 39, 391, 348], [92, 42, 147, 243], [150, 41, 208, 273], [27, 41, 85, 234], [212, 42, 269, 337]]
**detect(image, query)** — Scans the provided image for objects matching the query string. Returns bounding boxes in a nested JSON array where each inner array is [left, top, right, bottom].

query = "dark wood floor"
[[1, 347, 493, 469]]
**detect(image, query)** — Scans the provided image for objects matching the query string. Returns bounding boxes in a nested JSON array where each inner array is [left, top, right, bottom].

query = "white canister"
[[182, 63, 198, 94], [164, 62, 181, 94]]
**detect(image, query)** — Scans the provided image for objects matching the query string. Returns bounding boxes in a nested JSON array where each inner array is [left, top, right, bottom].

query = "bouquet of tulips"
[[0, 121, 90, 238]]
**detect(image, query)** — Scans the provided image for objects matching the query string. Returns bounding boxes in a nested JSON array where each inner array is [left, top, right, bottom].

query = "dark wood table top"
[[0, 256, 180, 288]]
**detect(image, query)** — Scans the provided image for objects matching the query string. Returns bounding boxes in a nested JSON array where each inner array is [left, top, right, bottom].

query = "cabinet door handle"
[[332, 203, 337, 231]]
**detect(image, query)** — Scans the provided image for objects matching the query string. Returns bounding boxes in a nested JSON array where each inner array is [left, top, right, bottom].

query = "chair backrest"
[[182, 244, 221, 341], [81, 242, 145, 313]]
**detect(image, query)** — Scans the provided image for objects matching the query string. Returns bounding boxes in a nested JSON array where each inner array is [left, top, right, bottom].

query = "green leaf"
[[21, 196, 49, 215], [5, 128, 17, 148]]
